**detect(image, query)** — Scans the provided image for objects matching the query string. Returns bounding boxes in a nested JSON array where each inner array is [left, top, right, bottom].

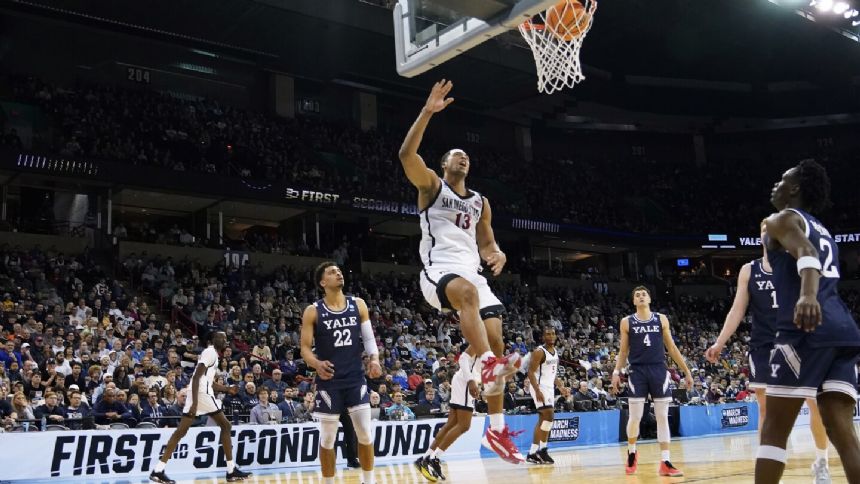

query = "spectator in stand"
[[227, 365, 243, 386], [162, 388, 186, 427], [64, 389, 91, 430], [34, 391, 66, 425], [125, 392, 143, 425], [249, 388, 279, 425], [419, 387, 442, 410], [0, 386, 14, 429], [293, 392, 315, 423], [142, 389, 167, 427], [407, 368, 424, 391], [416, 379, 435, 403], [11, 391, 35, 425], [385, 392, 415, 421], [250, 339, 272, 364], [0, 340, 22, 368], [23, 372, 47, 402], [279, 351, 298, 381], [706, 383, 724, 404], [277, 388, 299, 423], [555, 386, 575, 412], [93, 388, 131, 426], [504, 381, 520, 411], [262, 369, 288, 403], [64, 361, 86, 390], [221, 382, 249, 423]]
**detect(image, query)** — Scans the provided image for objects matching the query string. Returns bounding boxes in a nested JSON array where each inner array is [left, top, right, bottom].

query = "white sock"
[[154, 461, 166, 473], [435, 448, 445, 459], [424, 448, 434, 458], [539, 441, 547, 450], [324, 478, 335, 484], [227, 460, 235, 473], [530, 444, 539, 454], [628, 443, 636, 454], [815, 447, 828, 462], [362, 469, 375, 484], [489, 413, 504, 432], [661, 450, 671, 462]]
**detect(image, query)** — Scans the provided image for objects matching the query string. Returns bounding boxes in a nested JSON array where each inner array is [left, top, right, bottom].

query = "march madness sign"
[[1, 418, 484, 481], [721, 406, 750, 429], [548, 417, 580, 442]]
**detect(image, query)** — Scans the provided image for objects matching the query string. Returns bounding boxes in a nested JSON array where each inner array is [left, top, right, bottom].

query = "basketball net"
[[519, 0, 597, 94]]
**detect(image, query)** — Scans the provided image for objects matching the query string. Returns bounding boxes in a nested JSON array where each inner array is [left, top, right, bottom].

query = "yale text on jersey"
[[321, 316, 358, 330], [631, 324, 661, 334]]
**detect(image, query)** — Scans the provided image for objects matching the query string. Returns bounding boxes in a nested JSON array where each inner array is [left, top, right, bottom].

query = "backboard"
[[393, 0, 560, 77]]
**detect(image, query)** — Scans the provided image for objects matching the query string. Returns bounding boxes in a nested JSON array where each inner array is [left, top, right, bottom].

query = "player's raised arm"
[[706, 262, 752, 363], [300, 304, 334, 380], [476, 197, 506, 276], [611, 317, 630, 393], [660, 315, 693, 389], [766, 210, 822, 331], [398, 80, 453, 192]]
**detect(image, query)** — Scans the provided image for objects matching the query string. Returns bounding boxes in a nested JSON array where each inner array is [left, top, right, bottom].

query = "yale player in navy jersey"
[[611, 286, 693, 477], [755, 160, 860, 484], [706, 220, 832, 482], [399, 80, 524, 464], [300, 262, 382, 484]]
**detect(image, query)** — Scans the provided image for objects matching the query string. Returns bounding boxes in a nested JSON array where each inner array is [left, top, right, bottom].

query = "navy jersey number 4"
[[766, 208, 860, 348]]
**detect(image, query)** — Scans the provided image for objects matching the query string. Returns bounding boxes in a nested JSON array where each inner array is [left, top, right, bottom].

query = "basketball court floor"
[[58, 422, 852, 484]]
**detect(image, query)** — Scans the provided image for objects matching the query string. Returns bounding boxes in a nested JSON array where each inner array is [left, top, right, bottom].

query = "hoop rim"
[[520, 21, 546, 31]]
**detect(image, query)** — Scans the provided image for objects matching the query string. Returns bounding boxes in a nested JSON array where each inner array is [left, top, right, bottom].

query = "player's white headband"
[[449, 149, 467, 157]]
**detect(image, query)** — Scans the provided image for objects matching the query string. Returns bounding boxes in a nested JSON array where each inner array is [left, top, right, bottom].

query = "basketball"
[[545, 0, 590, 41]]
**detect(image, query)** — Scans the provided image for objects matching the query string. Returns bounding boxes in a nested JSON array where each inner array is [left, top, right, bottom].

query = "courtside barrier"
[[678, 402, 759, 436], [0, 416, 484, 481], [479, 410, 621, 456]]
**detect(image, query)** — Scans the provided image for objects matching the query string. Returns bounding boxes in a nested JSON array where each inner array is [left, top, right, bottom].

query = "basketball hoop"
[[519, 0, 597, 94]]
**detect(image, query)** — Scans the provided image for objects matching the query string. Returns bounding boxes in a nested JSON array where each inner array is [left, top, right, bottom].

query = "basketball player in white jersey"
[[399, 79, 523, 464], [705, 221, 832, 482], [416, 346, 479, 481], [611, 287, 692, 477], [150, 332, 250, 483], [526, 326, 559, 465]]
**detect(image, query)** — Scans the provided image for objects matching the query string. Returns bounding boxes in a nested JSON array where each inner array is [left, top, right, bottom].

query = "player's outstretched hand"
[[794, 295, 822, 332], [425, 80, 454, 113], [704, 343, 722, 364], [316, 360, 335, 380], [484, 250, 507, 276], [610, 373, 621, 394], [367, 360, 383, 379], [685, 373, 694, 391]]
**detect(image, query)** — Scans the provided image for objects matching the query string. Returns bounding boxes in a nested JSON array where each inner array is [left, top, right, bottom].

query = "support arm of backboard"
[[394, 0, 558, 78]]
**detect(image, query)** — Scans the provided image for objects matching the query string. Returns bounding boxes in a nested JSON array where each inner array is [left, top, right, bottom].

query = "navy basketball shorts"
[[313, 384, 370, 421], [627, 364, 672, 402], [747, 346, 774, 390], [767, 340, 860, 400]]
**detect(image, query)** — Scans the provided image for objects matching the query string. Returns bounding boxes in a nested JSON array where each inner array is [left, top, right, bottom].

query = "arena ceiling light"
[[815, 0, 834, 12]]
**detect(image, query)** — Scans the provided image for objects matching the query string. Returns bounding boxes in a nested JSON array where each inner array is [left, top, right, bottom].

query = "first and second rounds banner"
[[2, 417, 484, 481]]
